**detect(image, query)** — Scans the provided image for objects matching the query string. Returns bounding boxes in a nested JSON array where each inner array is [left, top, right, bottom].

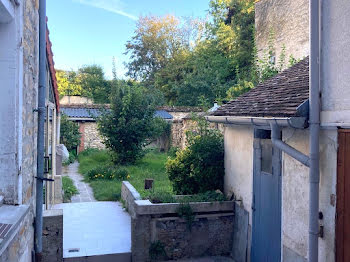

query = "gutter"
[[206, 116, 311, 168], [35, 0, 46, 260]]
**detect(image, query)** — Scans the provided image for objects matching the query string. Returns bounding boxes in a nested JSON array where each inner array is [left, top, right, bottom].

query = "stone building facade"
[[255, 0, 309, 64], [0, 1, 60, 261]]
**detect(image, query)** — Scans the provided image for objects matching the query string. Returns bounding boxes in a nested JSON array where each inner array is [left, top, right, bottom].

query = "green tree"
[[78, 65, 111, 104], [125, 15, 202, 83], [56, 70, 83, 97], [97, 83, 163, 164], [60, 114, 81, 152]]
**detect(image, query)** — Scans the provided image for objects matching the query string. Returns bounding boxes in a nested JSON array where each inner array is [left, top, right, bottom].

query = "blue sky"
[[47, 0, 210, 79]]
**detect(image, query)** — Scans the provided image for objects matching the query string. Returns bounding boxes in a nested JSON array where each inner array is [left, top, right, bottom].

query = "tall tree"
[[56, 70, 83, 97], [125, 15, 199, 83], [78, 65, 111, 104]]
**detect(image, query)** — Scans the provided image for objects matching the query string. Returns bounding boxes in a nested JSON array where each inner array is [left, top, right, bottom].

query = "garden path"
[[63, 161, 96, 202]]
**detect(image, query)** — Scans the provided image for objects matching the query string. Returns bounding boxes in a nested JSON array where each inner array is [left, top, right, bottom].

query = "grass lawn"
[[78, 149, 172, 201]]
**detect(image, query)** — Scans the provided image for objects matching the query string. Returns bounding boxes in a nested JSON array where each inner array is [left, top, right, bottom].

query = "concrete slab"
[[54, 201, 131, 260]]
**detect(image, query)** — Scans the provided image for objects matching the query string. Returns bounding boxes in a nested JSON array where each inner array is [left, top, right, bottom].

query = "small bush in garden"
[[166, 117, 224, 195]]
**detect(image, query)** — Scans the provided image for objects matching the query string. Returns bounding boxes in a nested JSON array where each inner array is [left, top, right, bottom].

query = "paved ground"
[[54, 201, 131, 261], [63, 162, 96, 202]]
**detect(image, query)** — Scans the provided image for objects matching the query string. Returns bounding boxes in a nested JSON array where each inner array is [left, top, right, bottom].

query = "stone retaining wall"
[[42, 209, 63, 262], [121, 182, 235, 262]]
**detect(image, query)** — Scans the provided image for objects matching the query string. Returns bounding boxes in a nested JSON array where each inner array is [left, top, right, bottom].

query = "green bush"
[[97, 84, 166, 164], [86, 166, 129, 181], [166, 130, 224, 195], [60, 114, 81, 152]]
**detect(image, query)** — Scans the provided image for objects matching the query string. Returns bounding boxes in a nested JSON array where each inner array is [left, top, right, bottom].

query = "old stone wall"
[[0, 0, 39, 261], [82, 122, 105, 150], [171, 119, 224, 149], [122, 182, 235, 262], [42, 209, 63, 262], [255, 0, 309, 65], [0, 211, 34, 262]]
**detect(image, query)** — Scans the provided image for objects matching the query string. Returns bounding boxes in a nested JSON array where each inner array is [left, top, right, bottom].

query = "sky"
[[47, 0, 210, 79]]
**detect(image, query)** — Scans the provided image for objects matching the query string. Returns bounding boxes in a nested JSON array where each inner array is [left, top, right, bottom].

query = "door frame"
[[251, 129, 282, 261]]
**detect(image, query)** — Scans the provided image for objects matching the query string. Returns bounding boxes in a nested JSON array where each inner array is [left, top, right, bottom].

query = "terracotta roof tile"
[[212, 57, 309, 117]]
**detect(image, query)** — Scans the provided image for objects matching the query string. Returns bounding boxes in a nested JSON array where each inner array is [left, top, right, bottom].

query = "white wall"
[[224, 126, 337, 261], [321, 0, 350, 127], [224, 125, 254, 223], [281, 128, 337, 262]]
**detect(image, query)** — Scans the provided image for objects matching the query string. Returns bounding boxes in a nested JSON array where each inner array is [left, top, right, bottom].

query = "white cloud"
[[74, 0, 138, 21]]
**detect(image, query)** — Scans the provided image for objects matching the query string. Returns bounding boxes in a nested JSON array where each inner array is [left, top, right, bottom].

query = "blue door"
[[251, 130, 281, 262]]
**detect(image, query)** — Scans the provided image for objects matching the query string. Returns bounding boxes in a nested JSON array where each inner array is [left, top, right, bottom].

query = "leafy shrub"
[[166, 126, 224, 195], [167, 147, 179, 158], [63, 151, 78, 166], [60, 114, 81, 152], [86, 166, 129, 181], [62, 176, 79, 202], [97, 84, 166, 164]]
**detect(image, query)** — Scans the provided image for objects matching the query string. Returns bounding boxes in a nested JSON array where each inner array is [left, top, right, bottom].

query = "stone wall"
[[122, 182, 235, 262], [42, 209, 63, 262], [0, 209, 34, 262], [255, 0, 309, 65], [78, 122, 105, 152], [0, 0, 39, 261], [171, 118, 224, 149]]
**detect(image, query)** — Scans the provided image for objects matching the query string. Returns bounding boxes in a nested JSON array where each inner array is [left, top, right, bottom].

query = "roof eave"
[[206, 115, 308, 129]]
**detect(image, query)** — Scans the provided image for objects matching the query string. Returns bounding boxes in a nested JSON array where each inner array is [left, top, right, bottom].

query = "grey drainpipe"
[[309, 0, 321, 260], [270, 123, 310, 167], [35, 0, 46, 260]]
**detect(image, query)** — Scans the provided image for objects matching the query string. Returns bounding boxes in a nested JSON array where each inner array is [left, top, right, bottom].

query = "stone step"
[[63, 252, 131, 262]]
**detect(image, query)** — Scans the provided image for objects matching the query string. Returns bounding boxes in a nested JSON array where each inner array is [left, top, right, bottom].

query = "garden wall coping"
[[134, 200, 235, 215]]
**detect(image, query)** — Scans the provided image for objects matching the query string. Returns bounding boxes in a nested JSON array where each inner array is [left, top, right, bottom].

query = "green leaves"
[[97, 83, 165, 164], [60, 114, 81, 152]]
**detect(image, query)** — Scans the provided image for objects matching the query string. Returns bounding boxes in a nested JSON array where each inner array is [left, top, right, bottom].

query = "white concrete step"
[[64, 252, 131, 262]]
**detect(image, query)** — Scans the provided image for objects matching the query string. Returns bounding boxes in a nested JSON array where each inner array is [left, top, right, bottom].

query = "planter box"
[[121, 181, 236, 262]]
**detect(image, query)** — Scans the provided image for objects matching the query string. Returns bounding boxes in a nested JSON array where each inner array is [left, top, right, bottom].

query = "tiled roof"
[[154, 110, 173, 119], [46, 19, 60, 112], [157, 106, 203, 112], [61, 106, 173, 120], [212, 57, 309, 117], [61, 107, 102, 119]]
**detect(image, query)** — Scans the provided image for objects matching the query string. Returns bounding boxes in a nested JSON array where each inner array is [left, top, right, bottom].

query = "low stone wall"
[[121, 181, 141, 217], [121, 182, 235, 261], [42, 209, 63, 262]]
